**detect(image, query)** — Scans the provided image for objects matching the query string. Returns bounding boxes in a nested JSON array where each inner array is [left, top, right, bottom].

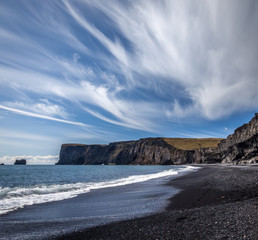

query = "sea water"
[[0, 165, 197, 216], [0, 165, 199, 239]]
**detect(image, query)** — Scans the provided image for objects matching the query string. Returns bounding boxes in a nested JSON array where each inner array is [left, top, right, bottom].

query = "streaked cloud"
[[0, 105, 88, 127], [4, 100, 69, 119], [0, 0, 257, 157], [2, 0, 257, 125], [64, 0, 258, 120]]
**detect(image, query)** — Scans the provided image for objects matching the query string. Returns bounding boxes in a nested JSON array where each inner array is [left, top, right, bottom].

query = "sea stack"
[[14, 159, 27, 165]]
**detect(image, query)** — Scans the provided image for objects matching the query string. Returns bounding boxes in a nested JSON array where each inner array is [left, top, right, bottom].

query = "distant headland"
[[57, 113, 258, 165]]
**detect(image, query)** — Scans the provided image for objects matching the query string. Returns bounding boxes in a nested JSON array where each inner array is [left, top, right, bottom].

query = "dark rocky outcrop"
[[193, 147, 221, 164], [14, 159, 27, 165], [57, 113, 258, 165], [219, 113, 258, 164]]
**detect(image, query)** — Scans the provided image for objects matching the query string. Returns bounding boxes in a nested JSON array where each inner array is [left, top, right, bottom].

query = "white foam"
[[0, 166, 199, 215]]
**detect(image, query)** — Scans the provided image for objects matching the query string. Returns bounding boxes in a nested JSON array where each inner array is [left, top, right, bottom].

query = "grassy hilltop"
[[163, 138, 224, 150]]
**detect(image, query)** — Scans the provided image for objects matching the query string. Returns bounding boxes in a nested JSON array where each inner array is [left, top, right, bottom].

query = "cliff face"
[[219, 113, 258, 163], [58, 138, 192, 165], [193, 147, 221, 164], [57, 138, 221, 165], [57, 113, 258, 165]]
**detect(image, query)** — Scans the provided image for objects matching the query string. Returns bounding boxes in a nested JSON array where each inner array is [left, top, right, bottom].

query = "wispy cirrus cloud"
[[4, 99, 69, 119], [0, 104, 88, 127], [63, 0, 258, 120], [0, 0, 258, 153], [0, 63, 160, 131]]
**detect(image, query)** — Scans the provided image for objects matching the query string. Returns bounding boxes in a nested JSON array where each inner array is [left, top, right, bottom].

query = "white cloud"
[[73, 53, 80, 62], [63, 0, 130, 68], [1, 0, 257, 135], [0, 104, 88, 127], [71, 0, 258, 120], [0, 63, 161, 131], [0, 155, 59, 165], [4, 100, 69, 119], [79, 82, 161, 132]]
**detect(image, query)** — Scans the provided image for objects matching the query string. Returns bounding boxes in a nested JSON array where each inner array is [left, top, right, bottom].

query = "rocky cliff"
[[219, 113, 258, 163], [57, 138, 222, 165], [58, 138, 193, 165], [57, 113, 258, 165]]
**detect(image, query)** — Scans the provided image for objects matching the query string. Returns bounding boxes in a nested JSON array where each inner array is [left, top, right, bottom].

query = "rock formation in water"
[[14, 159, 27, 165], [57, 113, 258, 165]]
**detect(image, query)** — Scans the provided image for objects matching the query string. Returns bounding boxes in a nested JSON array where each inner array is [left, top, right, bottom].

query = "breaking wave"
[[0, 166, 199, 215]]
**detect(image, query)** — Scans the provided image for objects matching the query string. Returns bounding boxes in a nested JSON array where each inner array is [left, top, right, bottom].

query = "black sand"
[[54, 165, 258, 240]]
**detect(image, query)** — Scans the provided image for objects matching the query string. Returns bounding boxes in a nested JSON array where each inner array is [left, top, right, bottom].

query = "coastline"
[[0, 166, 187, 240], [54, 165, 258, 240]]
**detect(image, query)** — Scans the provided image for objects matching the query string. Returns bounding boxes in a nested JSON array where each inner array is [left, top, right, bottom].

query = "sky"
[[0, 0, 258, 164]]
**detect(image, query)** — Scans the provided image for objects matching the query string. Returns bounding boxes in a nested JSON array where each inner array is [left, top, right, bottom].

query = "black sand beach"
[[54, 165, 258, 240]]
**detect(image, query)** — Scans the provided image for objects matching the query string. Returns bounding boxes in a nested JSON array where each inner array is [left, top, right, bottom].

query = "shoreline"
[[54, 165, 258, 240], [0, 166, 187, 240]]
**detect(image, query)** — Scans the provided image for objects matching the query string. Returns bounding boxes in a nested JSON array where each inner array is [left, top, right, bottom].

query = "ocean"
[[0, 165, 198, 239]]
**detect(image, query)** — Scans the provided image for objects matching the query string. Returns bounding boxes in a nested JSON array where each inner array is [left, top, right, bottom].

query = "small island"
[[14, 159, 27, 165]]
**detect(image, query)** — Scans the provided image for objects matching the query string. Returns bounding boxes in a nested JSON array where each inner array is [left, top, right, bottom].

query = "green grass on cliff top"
[[163, 138, 224, 150]]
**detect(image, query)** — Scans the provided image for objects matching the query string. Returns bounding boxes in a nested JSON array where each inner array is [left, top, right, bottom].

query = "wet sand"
[[54, 165, 258, 240]]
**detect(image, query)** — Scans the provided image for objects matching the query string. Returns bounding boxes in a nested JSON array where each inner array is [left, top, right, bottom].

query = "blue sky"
[[0, 0, 258, 164]]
